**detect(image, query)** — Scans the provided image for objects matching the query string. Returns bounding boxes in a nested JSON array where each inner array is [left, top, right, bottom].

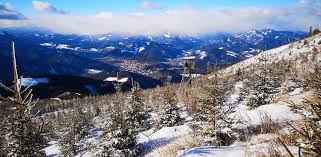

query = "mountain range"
[[0, 27, 307, 98]]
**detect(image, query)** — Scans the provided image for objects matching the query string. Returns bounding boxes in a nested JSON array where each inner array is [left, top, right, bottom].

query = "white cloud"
[[0, 2, 25, 20], [141, 1, 163, 10], [1, 0, 320, 35], [32, 1, 66, 14]]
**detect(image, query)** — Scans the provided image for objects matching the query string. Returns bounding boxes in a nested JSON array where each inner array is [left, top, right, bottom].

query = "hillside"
[[1, 33, 318, 157], [0, 28, 306, 83], [223, 33, 321, 75]]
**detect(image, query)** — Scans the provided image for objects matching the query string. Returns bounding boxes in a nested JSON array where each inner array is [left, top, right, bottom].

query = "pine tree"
[[100, 82, 147, 157], [0, 42, 46, 157], [126, 82, 150, 134], [282, 60, 301, 92], [288, 67, 321, 156], [157, 85, 180, 129], [242, 54, 281, 109], [235, 67, 243, 81], [59, 101, 92, 156], [196, 66, 236, 146]]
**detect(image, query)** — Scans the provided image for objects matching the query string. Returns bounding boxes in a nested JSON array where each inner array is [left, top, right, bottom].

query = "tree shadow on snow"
[[141, 137, 175, 155]]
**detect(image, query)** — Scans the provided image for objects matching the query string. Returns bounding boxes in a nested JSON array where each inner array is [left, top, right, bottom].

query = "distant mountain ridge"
[[0, 27, 306, 83]]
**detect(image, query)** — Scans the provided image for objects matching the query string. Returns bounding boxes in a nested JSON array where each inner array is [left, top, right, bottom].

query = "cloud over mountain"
[[1, 0, 320, 35]]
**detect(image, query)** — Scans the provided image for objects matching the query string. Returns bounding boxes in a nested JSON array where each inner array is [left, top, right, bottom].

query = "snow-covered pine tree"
[[59, 101, 92, 156], [242, 53, 281, 109], [288, 66, 321, 157], [235, 67, 244, 81], [126, 81, 150, 134], [0, 42, 46, 157], [100, 82, 146, 157], [196, 65, 236, 146], [157, 83, 180, 129], [282, 60, 301, 92]]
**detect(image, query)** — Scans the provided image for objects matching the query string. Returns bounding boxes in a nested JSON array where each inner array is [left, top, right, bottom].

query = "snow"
[[138, 125, 193, 156], [118, 77, 128, 83], [181, 74, 203, 78], [139, 47, 145, 53], [182, 56, 196, 60], [104, 77, 128, 83], [244, 54, 254, 58], [40, 43, 55, 47], [196, 50, 207, 60], [104, 77, 118, 82], [90, 48, 98, 52], [18, 78, 49, 87], [87, 69, 102, 74], [44, 141, 60, 157], [98, 37, 107, 41], [105, 46, 116, 51], [224, 34, 321, 74], [164, 33, 173, 38], [233, 103, 301, 126], [55, 44, 79, 51], [56, 44, 70, 49], [226, 51, 237, 57], [228, 81, 304, 127], [177, 146, 246, 157]]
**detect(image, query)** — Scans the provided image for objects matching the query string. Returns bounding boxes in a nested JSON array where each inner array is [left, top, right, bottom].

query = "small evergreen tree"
[[235, 67, 243, 81], [126, 82, 150, 134], [100, 82, 147, 157], [196, 66, 236, 146], [0, 42, 46, 157], [242, 54, 281, 109], [157, 85, 180, 129], [59, 101, 92, 156], [282, 60, 301, 92]]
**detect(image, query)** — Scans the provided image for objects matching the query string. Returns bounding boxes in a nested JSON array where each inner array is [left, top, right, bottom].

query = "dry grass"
[[152, 134, 200, 157], [273, 94, 290, 104], [260, 114, 282, 134]]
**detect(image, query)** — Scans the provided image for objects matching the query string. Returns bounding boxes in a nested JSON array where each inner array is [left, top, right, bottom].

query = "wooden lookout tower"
[[181, 56, 196, 86]]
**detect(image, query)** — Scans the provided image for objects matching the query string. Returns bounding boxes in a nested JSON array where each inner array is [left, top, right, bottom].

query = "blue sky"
[[0, 0, 320, 35], [4, 0, 301, 15]]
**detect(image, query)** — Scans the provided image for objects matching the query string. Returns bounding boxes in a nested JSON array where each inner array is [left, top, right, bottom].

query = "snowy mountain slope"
[[223, 33, 321, 75]]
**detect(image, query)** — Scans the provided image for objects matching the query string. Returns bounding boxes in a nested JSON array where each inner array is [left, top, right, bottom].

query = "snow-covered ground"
[[223, 34, 321, 74], [19, 78, 49, 86], [87, 69, 103, 74], [43, 34, 320, 157], [44, 141, 60, 157], [138, 125, 193, 156]]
